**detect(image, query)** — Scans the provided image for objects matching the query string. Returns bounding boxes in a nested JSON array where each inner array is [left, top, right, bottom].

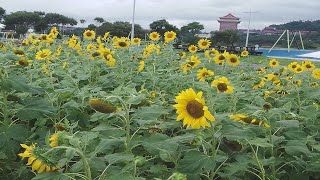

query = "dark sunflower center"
[[292, 65, 297, 69], [92, 52, 100, 57], [202, 72, 209, 77], [230, 58, 237, 63], [202, 42, 208, 46], [191, 47, 196, 51], [188, 61, 195, 66], [86, 32, 92, 37], [15, 50, 24, 55], [217, 83, 228, 92], [134, 39, 139, 43], [167, 33, 173, 38], [272, 62, 276, 65], [153, 34, 157, 38], [40, 53, 47, 58], [306, 64, 311, 68], [218, 55, 225, 60], [119, 42, 127, 47], [42, 35, 47, 40], [186, 100, 204, 118], [297, 68, 302, 72]]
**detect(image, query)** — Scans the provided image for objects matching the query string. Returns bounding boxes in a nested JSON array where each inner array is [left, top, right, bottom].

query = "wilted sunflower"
[[241, 50, 249, 57], [173, 88, 215, 129], [198, 39, 211, 49], [149, 32, 160, 41], [138, 61, 145, 72], [164, 31, 176, 43], [13, 49, 25, 56], [89, 98, 117, 113], [18, 144, 58, 173], [197, 68, 214, 82], [132, 37, 141, 45], [36, 49, 52, 60], [269, 58, 279, 68], [212, 77, 234, 93], [226, 54, 240, 67], [90, 50, 101, 60], [312, 69, 320, 79], [16, 58, 32, 67], [186, 55, 201, 69], [188, 45, 198, 53], [229, 114, 270, 128], [302, 60, 315, 71], [83, 30, 96, 40], [113, 37, 130, 49]]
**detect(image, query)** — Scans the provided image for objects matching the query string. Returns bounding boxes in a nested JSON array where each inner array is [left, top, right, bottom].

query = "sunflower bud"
[[134, 156, 146, 167], [170, 172, 187, 180], [89, 98, 117, 113]]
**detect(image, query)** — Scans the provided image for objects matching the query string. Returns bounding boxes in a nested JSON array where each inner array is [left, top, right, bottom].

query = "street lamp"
[[131, 0, 136, 43]]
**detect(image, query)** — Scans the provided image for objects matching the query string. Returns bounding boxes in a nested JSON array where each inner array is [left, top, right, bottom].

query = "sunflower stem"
[[209, 123, 217, 180]]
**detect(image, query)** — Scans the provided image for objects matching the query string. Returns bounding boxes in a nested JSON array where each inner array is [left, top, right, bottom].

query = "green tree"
[[4, 11, 41, 35], [211, 30, 240, 46], [87, 24, 97, 30], [80, 19, 86, 24], [94, 17, 105, 24], [0, 7, 5, 22], [96, 21, 147, 38], [149, 19, 179, 36], [180, 22, 204, 44]]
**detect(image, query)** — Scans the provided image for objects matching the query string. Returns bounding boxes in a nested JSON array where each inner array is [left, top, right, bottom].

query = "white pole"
[[269, 30, 286, 53], [287, 30, 290, 52], [245, 11, 251, 48], [131, 0, 136, 43]]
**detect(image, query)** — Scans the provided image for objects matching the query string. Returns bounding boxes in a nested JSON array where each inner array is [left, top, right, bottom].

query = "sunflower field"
[[1, 27, 320, 180]]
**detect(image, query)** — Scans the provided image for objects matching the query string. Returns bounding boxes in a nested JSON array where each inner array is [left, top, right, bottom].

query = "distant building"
[[195, 33, 211, 39], [218, 13, 241, 31]]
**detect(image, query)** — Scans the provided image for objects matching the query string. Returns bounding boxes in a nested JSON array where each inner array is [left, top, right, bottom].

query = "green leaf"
[[134, 105, 170, 125], [95, 138, 124, 154], [104, 153, 134, 164], [285, 140, 310, 155], [276, 120, 300, 128], [1, 76, 44, 94], [177, 151, 215, 174], [249, 138, 273, 148], [16, 98, 56, 120], [222, 125, 256, 141]]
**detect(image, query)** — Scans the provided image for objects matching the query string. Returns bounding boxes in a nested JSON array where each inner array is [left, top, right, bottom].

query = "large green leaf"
[[177, 151, 215, 174]]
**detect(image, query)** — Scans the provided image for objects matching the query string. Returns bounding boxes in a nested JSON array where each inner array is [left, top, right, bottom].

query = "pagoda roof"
[[219, 13, 240, 20]]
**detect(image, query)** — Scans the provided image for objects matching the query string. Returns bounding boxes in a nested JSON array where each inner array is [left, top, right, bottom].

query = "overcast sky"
[[1, 0, 319, 32]]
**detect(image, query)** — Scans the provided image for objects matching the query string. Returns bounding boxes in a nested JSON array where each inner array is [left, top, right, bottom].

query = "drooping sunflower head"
[[35, 49, 52, 60], [229, 114, 270, 128], [302, 60, 315, 71], [89, 98, 117, 113], [173, 88, 215, 129], [13, 49, 25, 56], [212, 77, 234, 93], [113, 37, 130, 49], [83, 30, 96, 40], [138, 60, 145, 72], [178, 52, 187, 59], [18, 144, 59, 173], [312, 69, 320, 80], [269, 58, 279, 68], [164, 31, 177, 43], [90, 50, 101, 60], [197, 68, 214, 82], [132, 37, 141, 45], [226, 54, 240, 67], [149, 32, 160, 41], [16, 58, 32, 67], [197, 39, 211, 50], [241, 50, 249, 57], [103, 54, 116, 67], [188, 45, 198, 53]]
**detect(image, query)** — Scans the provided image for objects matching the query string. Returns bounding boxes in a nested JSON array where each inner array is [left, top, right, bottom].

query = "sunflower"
[[89, 98, 117, 113], [197, 68, 214, 82], [132, 37, 141, 45], [90, 50, 101, 60], [226, 54, 240, 67], [83, 30, 96, 40], [16, 58, 32, 67], [293, 65, 303, 73], [256, 67, 266, 74], [102, 32, 110, 40], [180, 62, 190, 74], [186, 55, 201, 69], [149, 32, 160, 41], [229, 114, 270, 128], [252, 79, 265, 89], [173, 88, 215, 129], [86, 43, 96, 51], [205, 48, 219, 59], [241, 50, 249, 57], [164, 31, 177, 43], [288, 62, 299, 72], [21, 39, 29, 46], [138, 61, 145, 72], [188, 45, 198, 53], [213, 53, 228, 65], [18, 144, 58, 173], [212, 77, 234, 93], [198, 39, 211, 49], [178, 52, 187, 59], [312, 69, 320, 80], [269, 58, 279, 68], [36, 49, 52, 60], [302, 60, 315, 71], [13, 49, 25, 56], [310, 82, 319, 87], [113, 37, 130, 49], [103, 54, 116, 67]]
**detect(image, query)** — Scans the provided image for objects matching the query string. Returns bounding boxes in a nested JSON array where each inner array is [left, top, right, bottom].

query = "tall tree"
[[80, 19, 86, 24], [149, 19, 179, 36], [0, 7, 6, 22], [94, 17, 105, 25], [4, 11, 41, 35], [95, 21, 147, 38], [180, 22, 204, 35], [211, 30, 240, 46]]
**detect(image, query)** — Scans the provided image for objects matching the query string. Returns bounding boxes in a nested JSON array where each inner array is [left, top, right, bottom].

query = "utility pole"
[[244, 10, 257, 48], [131, 0, 136, 43]]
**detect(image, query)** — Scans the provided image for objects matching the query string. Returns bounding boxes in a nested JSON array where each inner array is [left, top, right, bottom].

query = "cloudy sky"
[[0, 0, 319, 31]]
